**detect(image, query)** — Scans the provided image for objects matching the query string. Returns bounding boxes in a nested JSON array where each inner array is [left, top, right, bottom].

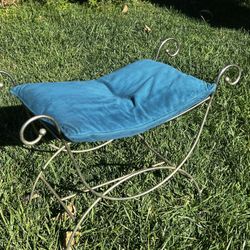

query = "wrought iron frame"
[[2, 38, 242, 249]]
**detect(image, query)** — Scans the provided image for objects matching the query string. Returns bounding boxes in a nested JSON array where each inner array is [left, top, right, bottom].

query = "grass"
[[0, 1, 250, 249]]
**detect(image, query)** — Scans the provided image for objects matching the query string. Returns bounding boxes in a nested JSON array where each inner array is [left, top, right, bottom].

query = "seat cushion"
[[11, 59, 216, 142]]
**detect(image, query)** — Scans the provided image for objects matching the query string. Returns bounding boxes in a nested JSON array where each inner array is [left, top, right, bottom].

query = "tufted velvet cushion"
[[11, 59, 216, 142]]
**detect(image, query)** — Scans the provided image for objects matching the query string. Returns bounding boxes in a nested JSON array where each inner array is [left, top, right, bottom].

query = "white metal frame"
[[2, 38, 242, 249]]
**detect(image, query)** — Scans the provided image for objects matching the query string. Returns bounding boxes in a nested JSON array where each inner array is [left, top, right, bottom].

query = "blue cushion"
[[11, 59, 216, 142]]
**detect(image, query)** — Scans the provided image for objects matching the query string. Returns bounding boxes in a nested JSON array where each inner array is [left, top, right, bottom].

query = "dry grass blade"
[[64, 231, 81, 250], [0, 0, 19, 7], [144, 24, 152, 32], [122, 4, 128, 14]]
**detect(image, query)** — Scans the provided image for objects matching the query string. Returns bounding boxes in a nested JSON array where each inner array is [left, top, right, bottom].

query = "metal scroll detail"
[[20, 115, 62, 146], [155, 38, 180, 60], [0, 70, 15, 88], [199, 9, 213, 22], [215, 64, 242, 86]]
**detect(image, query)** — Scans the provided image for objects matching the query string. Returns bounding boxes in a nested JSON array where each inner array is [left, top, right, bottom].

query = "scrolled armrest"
[[155, 38, 180, 60], [216, 64, 242, 86], [20, 115, 62, 146], [0, 70, 15, 88]]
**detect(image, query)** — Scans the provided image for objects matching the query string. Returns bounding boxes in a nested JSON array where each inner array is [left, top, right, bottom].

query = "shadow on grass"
[[149, 0, 250, 31], [0, 105, 27, 146]]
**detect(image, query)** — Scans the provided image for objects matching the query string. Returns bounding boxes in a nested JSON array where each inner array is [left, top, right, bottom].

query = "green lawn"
[[0, 1, 249, 249]]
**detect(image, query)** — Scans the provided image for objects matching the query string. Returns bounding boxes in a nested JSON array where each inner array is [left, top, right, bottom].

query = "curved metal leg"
[[39, 173, 75, 219], [63, 94, 212, 202], [49, 140, 113, 154], [28, 144, 75, 218], [29, 145, 66, 203], [67, 160, 200, 249], [81, 162, 202, 195]]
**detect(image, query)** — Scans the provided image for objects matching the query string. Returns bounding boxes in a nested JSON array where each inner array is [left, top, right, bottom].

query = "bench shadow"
[[150, 0, 250, 31], [0, 105, 33, 146]]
